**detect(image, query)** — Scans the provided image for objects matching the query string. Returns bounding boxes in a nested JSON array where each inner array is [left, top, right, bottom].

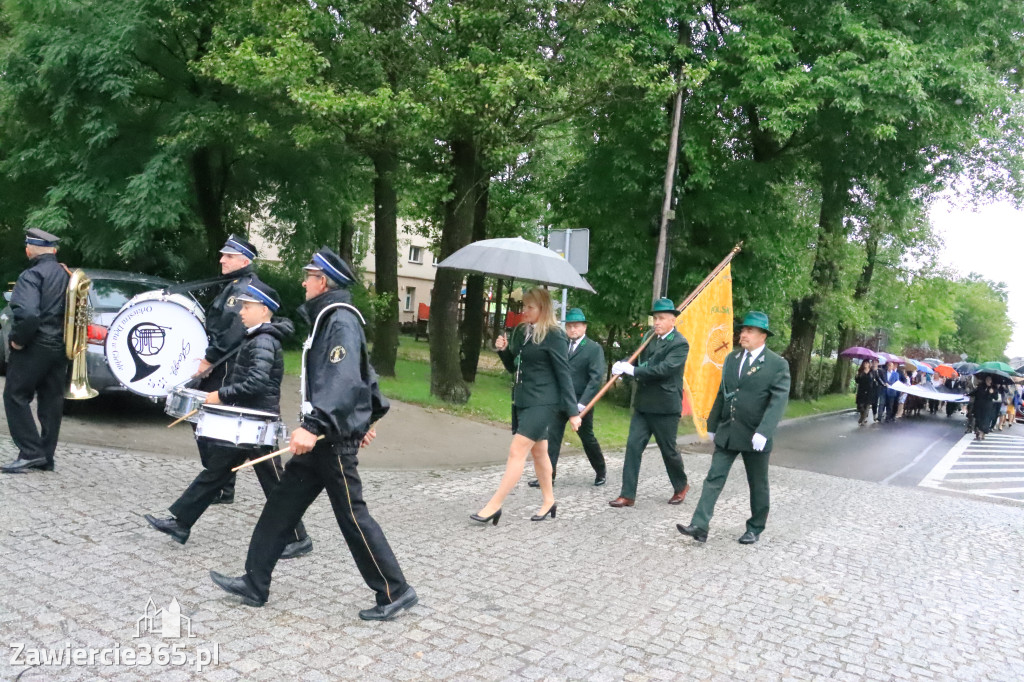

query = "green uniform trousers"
[[619, 411, 687, 500], [690, 446, 770, 534]]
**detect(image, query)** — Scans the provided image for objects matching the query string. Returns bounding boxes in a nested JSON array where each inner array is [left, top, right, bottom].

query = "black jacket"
[[568, 336, 605, 406], [9, 253, 69, 350], [204, 265, 256, 364], [217, 318, 294, 413], [854, 371, 875, 404], [298, 288, 389, 442]]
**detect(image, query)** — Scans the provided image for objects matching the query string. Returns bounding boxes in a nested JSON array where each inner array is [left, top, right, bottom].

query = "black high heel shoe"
[[470, 509, 502, 526], [531, 503, 557, 521]]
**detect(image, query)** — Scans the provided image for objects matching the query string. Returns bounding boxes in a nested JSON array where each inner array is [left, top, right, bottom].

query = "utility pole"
[[652, 86, 684, 303]]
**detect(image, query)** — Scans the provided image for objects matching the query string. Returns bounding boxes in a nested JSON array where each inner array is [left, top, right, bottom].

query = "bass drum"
[[105, 291, 207, 397]]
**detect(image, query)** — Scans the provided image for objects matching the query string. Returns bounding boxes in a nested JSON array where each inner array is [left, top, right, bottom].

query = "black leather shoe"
[[470, 509, 502, 526], [738, 531, 760, 545], [358, 586, 418, 621], [210, 571, 266, 607], [676, 523, 708, 543], [41, 461, 55, 471], [527, 479, 540, 488], [144, 514, 190, 545], [211, 491, 234, 505], [531, 503, 557, 521], [280, 536, 313, 560], [594, 473, 606, 486], [1, 457, 48, 473]]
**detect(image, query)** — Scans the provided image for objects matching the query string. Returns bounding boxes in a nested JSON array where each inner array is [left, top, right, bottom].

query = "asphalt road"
[[767, 409, 970, 487]]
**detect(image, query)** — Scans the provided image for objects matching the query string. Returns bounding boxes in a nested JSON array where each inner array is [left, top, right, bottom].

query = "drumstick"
[[167, 409, 199, 428], [232, 436, 326, 472]]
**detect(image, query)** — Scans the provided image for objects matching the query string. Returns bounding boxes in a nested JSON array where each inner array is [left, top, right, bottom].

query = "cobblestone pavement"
[[2, 440, 1023, 681]]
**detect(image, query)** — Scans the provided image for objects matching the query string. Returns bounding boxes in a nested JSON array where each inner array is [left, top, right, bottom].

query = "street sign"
[[548, 229, 590, 274]]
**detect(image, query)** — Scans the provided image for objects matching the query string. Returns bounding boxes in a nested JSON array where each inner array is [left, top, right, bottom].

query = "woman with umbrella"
[[472, 287, 581, 525], [971, 374, 1003, 440], [854, 360, 876, 425]]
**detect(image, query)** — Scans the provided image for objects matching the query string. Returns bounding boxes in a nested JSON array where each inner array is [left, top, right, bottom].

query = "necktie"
[[740, 351, 750, 378]]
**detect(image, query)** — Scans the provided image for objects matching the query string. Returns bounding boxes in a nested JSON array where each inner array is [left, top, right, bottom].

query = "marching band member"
[[210, 247, 417, 621], [474, 287, 581, 525], [2, 229, 71, 474], [144, 281, 312, 559], [608, 298, 691, 508], [195, 234, 261, 504]]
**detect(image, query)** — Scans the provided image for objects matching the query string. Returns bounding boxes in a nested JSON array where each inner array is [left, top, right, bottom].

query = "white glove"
[[611, 361, 627, 376], [613, 361, 635, 376], [752, 433, 767, 451], [577, 403, 587, 413]]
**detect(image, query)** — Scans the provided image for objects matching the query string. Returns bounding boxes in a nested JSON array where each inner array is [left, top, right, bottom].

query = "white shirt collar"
[[247, 323, 264, 334], [570, 334, 585, 348], [742, 344, 765, 362], [659, 331, 672, 340]]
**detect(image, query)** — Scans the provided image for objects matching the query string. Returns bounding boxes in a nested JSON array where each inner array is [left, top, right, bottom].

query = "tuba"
[[65, 269, 98, 399]]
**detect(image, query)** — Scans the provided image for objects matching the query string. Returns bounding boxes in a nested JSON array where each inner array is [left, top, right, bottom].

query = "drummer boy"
[[144, 281, 314, 560]]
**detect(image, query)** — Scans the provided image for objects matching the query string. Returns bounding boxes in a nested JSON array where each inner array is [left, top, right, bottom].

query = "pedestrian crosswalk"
[[920, 432, 1024, 503]]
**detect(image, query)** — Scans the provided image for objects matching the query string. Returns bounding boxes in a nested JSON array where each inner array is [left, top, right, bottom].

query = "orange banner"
[[676, 264, 733, 438]]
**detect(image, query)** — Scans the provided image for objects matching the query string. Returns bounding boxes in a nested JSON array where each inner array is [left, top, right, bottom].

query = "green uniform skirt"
[[512, 405, 554, 441]]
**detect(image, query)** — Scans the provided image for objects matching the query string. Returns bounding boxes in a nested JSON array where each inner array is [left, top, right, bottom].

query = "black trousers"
[[245, 439, 409, 605], [3, 343, 67, 463], [547, 409, 606, 478], [168, 438, 308, 545], [196, 364, 235, 498]]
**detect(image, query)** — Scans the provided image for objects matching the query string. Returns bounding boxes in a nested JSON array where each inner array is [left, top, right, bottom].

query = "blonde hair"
[[521, 287, 560, 344]]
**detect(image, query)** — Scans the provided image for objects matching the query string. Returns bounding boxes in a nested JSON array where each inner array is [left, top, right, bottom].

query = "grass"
[[284, 337, 852, 450]]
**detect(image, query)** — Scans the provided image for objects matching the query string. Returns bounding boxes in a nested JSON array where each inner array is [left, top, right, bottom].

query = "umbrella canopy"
[[975, 369, 1017, 385], [436, 237, 596, 293], [977, 361, 1018, 375], [923, 357, 944, 366], [912, 361, 935, 375], [877, 352, 905, 365], [934, 364, 959, 379], [839, 346, 879, 361], [952, 361, 979, 375]]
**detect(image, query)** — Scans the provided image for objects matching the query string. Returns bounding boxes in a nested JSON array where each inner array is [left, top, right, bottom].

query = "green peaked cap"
[[649, 297, 680, 316], [565, 308, 587, 323], [739, 310, 773, 336]]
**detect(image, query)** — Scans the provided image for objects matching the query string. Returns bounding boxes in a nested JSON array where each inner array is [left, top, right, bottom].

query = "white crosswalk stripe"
[[920, 432, 1024, 502]]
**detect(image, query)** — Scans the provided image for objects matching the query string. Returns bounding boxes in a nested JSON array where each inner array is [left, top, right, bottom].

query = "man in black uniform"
[[195, 234, 260, 504], [210, 247, 417, 621], [528, 307, 607, 487], [144, 281, 312, 559], [2, 229, 71, 474]]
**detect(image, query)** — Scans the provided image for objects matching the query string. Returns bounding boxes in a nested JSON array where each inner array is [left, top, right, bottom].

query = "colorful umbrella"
[[877, 352, 905, 364], [934, 364, 959, 379], [977, 361, 1018, 375], [912, 361, 935, 375], [839, 346, 880, 361]]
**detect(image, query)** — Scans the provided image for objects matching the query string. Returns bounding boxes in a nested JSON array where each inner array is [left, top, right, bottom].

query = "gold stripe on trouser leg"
[[338, 454, 393, 603]]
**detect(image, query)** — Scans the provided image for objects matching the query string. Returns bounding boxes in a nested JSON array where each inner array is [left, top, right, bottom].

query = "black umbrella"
[[974, 369, 1016, 385]]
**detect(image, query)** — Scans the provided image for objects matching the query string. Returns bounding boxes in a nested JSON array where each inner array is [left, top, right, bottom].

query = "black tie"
[[740, 351, 751, 378]]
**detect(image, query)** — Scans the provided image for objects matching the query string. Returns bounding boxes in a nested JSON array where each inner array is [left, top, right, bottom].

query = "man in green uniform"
[[677, 311, 790, 544], [528, 307, 607, 487], [608, 298, 690, 507]]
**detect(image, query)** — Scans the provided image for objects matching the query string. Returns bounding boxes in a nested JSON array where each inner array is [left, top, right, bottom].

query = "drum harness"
[[299, 302, 367, 420]]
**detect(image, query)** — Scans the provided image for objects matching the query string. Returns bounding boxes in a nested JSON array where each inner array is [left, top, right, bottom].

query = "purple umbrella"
[[877, 351, 906, 365], [839, 346, 880, 361]]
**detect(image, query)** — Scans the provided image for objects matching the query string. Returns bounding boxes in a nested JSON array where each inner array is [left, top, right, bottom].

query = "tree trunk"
[[784, 143, 849, 399], [429, 138, 477, 403], [459, 167, 490, 382], [190, 146, 228, 260], [369, 146, 400, 376], [337, 214, 355, 265], [829, 232, 879, 393]]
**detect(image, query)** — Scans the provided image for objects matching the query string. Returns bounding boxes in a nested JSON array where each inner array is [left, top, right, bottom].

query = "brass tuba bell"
[[65, 269, 98, 399]]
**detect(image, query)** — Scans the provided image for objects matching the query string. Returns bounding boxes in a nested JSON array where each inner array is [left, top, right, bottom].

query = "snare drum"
[[164, 387, 208, 422], [195, 404, 285, 448], [105, 291, 207, 398]]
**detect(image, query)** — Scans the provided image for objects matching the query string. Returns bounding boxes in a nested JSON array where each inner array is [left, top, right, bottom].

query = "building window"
[[408, 245, 423, 263], [404, 287, 416, 311]]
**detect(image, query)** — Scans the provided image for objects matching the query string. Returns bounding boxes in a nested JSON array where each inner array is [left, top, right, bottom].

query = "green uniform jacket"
[[707, 347, 791, 452], [627, 330, 689, 414], [498, 325, 579, 416], [568, 336, 606, 406]]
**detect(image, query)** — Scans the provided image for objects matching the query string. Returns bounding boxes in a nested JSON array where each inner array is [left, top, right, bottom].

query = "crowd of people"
[[853, 356, 1022, 440]]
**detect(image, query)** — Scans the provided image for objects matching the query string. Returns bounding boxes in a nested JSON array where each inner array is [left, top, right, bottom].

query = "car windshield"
[[90, 279, 164, 311]]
